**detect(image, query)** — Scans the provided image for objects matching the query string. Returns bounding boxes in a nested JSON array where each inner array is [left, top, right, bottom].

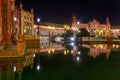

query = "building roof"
[[34, 22, 64, 28], [111, 26, 120, 29]]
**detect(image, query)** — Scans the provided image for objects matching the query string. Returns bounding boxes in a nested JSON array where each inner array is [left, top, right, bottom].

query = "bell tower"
[[72, 15, 77, 27]]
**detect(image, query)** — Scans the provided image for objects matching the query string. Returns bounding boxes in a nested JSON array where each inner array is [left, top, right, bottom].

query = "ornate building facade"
[[13, 3, 34, 40], [0, 0, 15, 46], [0, 0, 2, 42], [71, 16, 111, 37], [34, 22, 65, 43], [111, 26, 120, 38]]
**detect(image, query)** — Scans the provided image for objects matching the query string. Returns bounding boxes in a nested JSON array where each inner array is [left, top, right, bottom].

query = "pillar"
[[17, 34, 25, 56], [0, 0, 2, 42]]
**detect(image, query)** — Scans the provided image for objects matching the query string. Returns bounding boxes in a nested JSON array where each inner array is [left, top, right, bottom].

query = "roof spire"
[[72, 14, 77, 24], [20, 1, 23, 9], [31, 7, 34, 13], [106, 16, 110, 24], [106, 16, 110, 27]]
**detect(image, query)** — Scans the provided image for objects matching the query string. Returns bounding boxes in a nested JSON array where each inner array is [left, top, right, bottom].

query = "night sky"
[[15, 0, 120, 25]]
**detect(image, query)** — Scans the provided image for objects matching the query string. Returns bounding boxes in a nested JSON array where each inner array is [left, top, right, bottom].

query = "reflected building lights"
[[52, 49, 54, 53], [37, 64, 40, 70], [78, 51, 81, 54], [116, 45, 119, 48], [67, 50, 69, 53], [88, 47, 110, 59], [64, 50, 67, 55], [48, 50, 51, 54], [33, 54, 36, 58], [14, 66, 16, 72], [76, 56, 80, 61]]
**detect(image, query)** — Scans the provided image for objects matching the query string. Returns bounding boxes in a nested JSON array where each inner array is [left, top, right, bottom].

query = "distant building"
[[71, 16, 111, 37], [13, 2, 34, 40], [34, 22, 65, 42], [111, 26, 120, 38]]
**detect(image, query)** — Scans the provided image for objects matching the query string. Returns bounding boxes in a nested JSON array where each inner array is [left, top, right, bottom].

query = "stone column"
[[17, 34, 25, 56], [0, 0, 2, 42], [16, 62, 23, 80]]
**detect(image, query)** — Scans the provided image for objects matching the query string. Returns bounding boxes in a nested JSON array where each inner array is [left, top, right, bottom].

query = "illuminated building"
[[13, 2, 34, 40], [111, 27, 120, 38], [34, 22, 65, 42], [71, 16, 111, 37], [0, 0, 15, 46]]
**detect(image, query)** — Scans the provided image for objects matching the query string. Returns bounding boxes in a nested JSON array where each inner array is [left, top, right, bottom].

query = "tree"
[[76, 28, 90, 37]]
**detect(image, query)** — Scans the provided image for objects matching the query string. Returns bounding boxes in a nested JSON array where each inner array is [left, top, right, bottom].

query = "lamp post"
[[37, 18, 40, 35], [13, 17, 18, 44]]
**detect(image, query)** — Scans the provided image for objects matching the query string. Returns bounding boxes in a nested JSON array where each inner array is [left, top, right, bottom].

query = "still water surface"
[[1, 43, 120, 80]]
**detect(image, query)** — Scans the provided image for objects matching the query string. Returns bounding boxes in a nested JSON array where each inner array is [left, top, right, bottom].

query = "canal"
[[0, 43, 120, 80]]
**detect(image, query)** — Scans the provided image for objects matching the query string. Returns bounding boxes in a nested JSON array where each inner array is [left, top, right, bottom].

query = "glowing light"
[[66, 26, 70, 30], [100, 45, 103, 48], [113, 44, 115, 48], [37, 18, 40, 22], [77, 21, 80, 24], [67, 50, 69, 53], [78, 51, 81, 54], [71, 37, 75, 41], [48, 50, 51, 54], [71, 42, 74, 46], [94, 31, 96, 33], [33, 54, 36, 58], [76, 56, 80, 61], [116, 45, 119, 48], [24, 29, 26, 33], [14, 17, 17, 21], [71, 50, 73, 54], [64, 50, 67, 55], [64, 25, 67, 28], [52, 49, 54, 53], [37, 65, 40, 70], [14, 66, 16, 72]]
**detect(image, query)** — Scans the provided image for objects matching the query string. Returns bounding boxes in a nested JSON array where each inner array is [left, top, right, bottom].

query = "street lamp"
[[36, 55, 40, 71], [14, 17, 17, 21], [77, 21, 80, 25], [64, 25, 70, 30], [13, 16, 18, 44], [37, 18, 40, 35]]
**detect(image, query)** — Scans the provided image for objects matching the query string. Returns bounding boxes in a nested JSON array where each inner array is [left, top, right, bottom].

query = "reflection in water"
[[0, 58, 23, 80], [1, 40, 120, 80], [65, 43, 120, 60], [88, 48, 110, 59], [0, 51, 34, 80], [82, 44, 120, 59]]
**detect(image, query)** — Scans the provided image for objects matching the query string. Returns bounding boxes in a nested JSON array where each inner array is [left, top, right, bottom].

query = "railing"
[[82, 37, 107, 41], [25, 39, 40, 49]]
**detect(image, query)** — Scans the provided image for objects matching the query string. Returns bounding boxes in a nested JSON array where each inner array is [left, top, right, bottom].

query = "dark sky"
[[15, 0, 120, 25]]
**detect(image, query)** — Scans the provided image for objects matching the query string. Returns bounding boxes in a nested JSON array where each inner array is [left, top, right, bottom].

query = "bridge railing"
[[82, 37, 107, 41], [25, 39, 40, 49]]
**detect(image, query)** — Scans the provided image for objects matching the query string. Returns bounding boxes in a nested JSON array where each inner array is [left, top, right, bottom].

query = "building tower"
[[71, 15, 79, 32], [105, 16, 111, 37], [71, 15, 77, 27], [105, 16, 111, 29]]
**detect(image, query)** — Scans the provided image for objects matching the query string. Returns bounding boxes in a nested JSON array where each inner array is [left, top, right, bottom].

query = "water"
[[0, 43, 120, 80]]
